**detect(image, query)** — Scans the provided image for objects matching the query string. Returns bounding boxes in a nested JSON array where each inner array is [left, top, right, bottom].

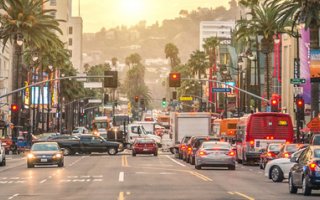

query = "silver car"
[[195, 141, 236, 170]]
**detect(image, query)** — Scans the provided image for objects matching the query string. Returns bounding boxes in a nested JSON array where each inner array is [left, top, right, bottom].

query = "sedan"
[[195, 141, 236, 170], [277, 143, 300, 159], [132, 138, 158, 156], [259, 143, 282, 169], [27, 142, 64, 168], [265, 148, 304, 182], [289, 145, 320, 196]]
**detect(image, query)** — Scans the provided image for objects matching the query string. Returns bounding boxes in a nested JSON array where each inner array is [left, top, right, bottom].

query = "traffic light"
[[296, 96, 305, 116], [169, 72, 181, 87], [104, 71, 118, 88], [104, 94, 109, 105], [134, 96, 139, 103], [270, 98, 279, 112], [11, 104, 19, 112], [162, 98, 167, 107]]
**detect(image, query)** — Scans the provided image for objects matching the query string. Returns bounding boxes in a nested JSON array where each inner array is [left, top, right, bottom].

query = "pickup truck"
[[56, 134, 122, 156]]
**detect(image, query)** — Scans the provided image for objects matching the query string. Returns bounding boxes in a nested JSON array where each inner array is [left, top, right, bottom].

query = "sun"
[[118, 0, 146, 22]]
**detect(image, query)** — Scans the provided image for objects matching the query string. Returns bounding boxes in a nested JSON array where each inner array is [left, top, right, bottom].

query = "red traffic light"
[[271, 99, 278, 105], [169, 72, 181, 87], [296, 99, 304, 107], [134, 96, 139, 103], [11, 104, 19, 112]]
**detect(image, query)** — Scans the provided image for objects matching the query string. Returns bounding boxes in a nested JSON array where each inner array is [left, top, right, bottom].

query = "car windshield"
[[268, 144, 281, 152], [314, 149, 320, 158], [202, 142, 230, 150], [32, 143, 59, 151], [285, 144, 299, 152]]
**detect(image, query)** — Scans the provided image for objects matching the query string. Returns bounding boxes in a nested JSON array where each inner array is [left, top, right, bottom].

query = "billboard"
[[310, 49, 320, 82], [31, 87, 49, 105]]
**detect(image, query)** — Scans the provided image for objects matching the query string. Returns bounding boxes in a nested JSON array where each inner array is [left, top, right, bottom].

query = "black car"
[[289, 145, 320, 196], [27, 142, 64, 168], [185, 136, 220, 165]]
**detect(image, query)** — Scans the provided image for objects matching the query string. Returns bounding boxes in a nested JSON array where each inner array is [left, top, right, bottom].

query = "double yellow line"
[[228, 192, 255, 200], [189, 171, 213, 182], [122, 155, 128, 167]]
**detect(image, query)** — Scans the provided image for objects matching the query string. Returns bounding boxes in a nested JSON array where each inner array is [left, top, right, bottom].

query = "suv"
[[185, 136, 220, 165], [311, 134, 320, 145], [0, 141, 6, 166]]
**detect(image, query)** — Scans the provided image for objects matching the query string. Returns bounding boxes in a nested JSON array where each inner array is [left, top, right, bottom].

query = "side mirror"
[[290, 156, 298, 163]]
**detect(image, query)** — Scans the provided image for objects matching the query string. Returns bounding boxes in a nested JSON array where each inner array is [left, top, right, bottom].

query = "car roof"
[[32, 141, 59, 145]]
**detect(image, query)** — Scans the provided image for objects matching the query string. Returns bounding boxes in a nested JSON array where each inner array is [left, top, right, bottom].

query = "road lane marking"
[[234, 192, 255, 200], [8, 194, 19, 200], [166, 155, 186, 167], [189, 171, 213, 182], [40, 179, 47, 184], [119, 172, 124, 182], [118, 192, 124, 200], [228, 192, 234, 195], [122, 155, 129, 167], [68, 156, 86, 167]]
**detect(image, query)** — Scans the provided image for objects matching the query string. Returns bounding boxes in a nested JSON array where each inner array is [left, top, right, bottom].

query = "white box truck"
[[169, 112, 211, 154]]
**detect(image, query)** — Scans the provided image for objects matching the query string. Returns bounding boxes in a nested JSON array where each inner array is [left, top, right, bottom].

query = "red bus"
[[235, 112, 294, 164]]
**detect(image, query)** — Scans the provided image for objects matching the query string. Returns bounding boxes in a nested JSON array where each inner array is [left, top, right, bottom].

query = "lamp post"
[[47, 65, 53, 132]]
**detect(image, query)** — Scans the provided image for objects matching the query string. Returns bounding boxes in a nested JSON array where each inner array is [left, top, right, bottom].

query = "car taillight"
[[198, 150, 207, 156], [187, 147, 192, 153], [309, 162, 318, 171], [181, 145, 186, 150], [227, 151, 236, 157], [284, 152, 290, 158], [250, 140, 254, 147], [267, 152, 276, 158]]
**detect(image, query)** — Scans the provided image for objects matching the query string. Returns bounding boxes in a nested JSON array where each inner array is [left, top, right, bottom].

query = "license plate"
[[41, 159, 47, 162]]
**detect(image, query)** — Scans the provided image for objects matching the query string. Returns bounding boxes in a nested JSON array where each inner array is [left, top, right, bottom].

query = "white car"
[[72, 127, 89, 136], [0, 141, 6, 166], [264, 148, 304, 182]]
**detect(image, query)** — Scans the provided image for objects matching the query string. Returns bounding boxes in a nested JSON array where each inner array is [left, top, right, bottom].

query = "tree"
[[125, 53, 142, 69], [278, 0, 320, 116], [164, 43, 181, 69]]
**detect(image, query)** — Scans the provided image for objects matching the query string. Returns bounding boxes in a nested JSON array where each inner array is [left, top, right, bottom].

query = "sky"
[[72, 0, 231, 33]]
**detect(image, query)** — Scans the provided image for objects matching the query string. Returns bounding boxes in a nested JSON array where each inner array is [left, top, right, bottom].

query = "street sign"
[[179, 96, 193, 101], [290, 78, 306, 84], [83, 82, 103, 88], [212, 88, 231, 93]]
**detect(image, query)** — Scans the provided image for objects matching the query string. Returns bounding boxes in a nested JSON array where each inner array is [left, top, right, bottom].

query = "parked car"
[[277, 143, 300, 158], [176, 136, 191, 159], [0, 141, 6, 166], [289, 145, 320, 196], [259, 143, 282, 169], [185, 136, 220, 165], [132, 138, 158, 156], [194, 141, 236, 170], [27, 142, 64, 168], [265, 148, 304, 182]]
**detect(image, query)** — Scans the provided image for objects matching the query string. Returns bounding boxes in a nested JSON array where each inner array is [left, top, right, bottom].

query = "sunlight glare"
[[118, 0, 146, 21]]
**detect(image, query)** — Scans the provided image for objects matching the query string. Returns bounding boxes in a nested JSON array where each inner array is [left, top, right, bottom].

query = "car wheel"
[[228, 165, 236, 170], [190, 157, 195, 165], [63, 148, 72, 156], [289, 175, 298, 194], [27, 162, 34, 168], [107, 148, 117, 155], [132, 152, 136, 157], [178, 153, 182, 159], [186, 156, 190, 163], [302, 176, 312, 196], [58, 162, 64, 168], [195, 165, 201, 170], [154, 152, 158, 156], [271, 166, 284, 182], [242, 153, 247, 165]]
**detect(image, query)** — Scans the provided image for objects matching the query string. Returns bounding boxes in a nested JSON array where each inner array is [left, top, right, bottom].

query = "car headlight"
[[54, 153, 62, 158], [27, 153, 35, 159]]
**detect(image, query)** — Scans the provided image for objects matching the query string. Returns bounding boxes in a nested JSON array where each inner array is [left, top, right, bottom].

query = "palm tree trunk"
[[256, 36, 262, 111]]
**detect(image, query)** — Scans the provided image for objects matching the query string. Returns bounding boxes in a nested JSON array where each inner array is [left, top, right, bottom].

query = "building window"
[[50, 0, 57, 6], [69, 27, 73, 35], [69, 38, 73, 46]]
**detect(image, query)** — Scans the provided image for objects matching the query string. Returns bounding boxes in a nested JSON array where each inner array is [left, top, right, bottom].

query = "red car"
[[132, 138, 158, 156], [277, 143, 300, 158]]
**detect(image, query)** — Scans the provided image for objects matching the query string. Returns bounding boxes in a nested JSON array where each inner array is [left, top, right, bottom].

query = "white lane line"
[[166, 155, 186, 167], [119, 172, 124, 182], [68, 156, 86, 167], [40, 179, 47, 184], [8, 194, 19, 200]]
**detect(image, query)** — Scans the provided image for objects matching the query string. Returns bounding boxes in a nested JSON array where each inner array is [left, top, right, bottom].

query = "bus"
[[219, 118, 239, 141], [235, 112, 294, 165]]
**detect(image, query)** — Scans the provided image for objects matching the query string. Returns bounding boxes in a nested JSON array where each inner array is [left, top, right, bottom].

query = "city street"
[[0, 151, 319, 200]]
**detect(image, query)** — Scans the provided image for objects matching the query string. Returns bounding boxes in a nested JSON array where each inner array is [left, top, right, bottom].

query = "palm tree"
[[278, 0, 320, 116], [203, 36, 220, 112], [164, 43, 181, 69]]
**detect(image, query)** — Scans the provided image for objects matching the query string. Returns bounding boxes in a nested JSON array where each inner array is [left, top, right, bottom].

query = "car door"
[[91, 136, 107, 152], [293, 148, 309, 186]]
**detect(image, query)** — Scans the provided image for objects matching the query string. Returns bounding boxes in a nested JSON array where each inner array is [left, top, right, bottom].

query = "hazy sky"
[[72, 0, 231, 33]]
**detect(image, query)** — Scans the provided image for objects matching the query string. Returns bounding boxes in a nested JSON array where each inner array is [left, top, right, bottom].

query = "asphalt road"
[[0, 151, 320, 200]]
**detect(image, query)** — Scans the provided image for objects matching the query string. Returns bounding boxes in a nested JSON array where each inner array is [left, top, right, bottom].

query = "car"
[[177, 136, 191, 159], [265, 148, 304, 182], [72, 127, 89, 136], [0, 141, 6, 166], [259, 143, 282, 169], [27, 142, 64, 168], [277, 143, 300, 158], [185, 136, 220, 165], [311, 134, 320, 145], [194, 141, 236, 170], [132, 138, 158, 156], [48, 135, 80, 141], [289, 145, 320, 196]]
